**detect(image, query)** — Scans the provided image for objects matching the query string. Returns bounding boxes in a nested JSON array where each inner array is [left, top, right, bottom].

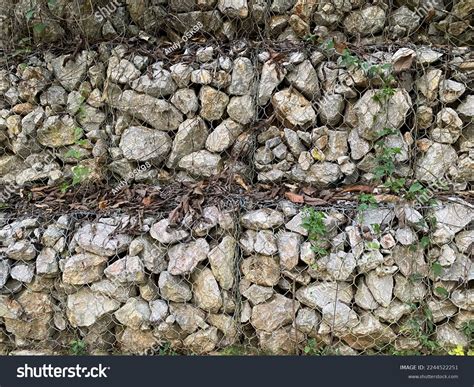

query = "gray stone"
[[366, 271, 393, 307], [251, 294, 298, 332], [243, 284, 274, 305], [67, 288, 120, 327], [10, 264, 34, 283], [296, 281, 353, 309], [107, 57, 140, 84], [227, 95, 255, 124], [150, 219, 189, 245], [149, 299, 168, 324], [257, 61, 286, 105], [114, 298, 151, 329], [319, 95, 345, 126], [344, 6, 386, 36], [286, 60, 319, 99], [62, 253, 108, 285], [178, 150, 222, 177], [192, 267, 222, 313], [158, 271, 192, 302], [241, 255, 280, 286], [272, 88, 316, 129], [104, 256, 146, 284], [167, 117, 208, 168], [208, 236, 236, 290], [241, 209, 284, 230], [205, 119, 243, 153], [228, 57, 254, 95], [439, 80, 466, 104], [416, 143, 457, 184], [119, 126, 171, 163], [322, 301, 359, 333], [6, 241, 36, 261], [277, 231, 301, 270], [168, 239, 210, 275]]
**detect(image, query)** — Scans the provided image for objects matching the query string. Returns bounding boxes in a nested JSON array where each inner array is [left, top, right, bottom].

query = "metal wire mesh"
[[0, 0, 472, 356]]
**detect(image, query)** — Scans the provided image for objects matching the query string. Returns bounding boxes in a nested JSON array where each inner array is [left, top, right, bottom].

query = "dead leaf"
[[142, 196, 153, 206], [392, 48, 416, 73], [340, 185, 375, 194], [98, 200, 108, 210], [304, 196, 328, 205], [285, 192, 305, 203]]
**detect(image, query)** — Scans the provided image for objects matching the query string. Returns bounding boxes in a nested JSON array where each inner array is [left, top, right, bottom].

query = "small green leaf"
[[431, 262, 443, 277], [25, 9, 35, 21], [434, 287, 449, 298], [33, 23, 47, 34]]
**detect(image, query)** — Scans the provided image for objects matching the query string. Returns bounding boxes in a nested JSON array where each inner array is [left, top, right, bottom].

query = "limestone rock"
[[192, 267, 222, 313], [251, 294, 298, 332], [62, 253, 108, 285], [158, 271, 192, 302], [67, 288, 120, 327], [168, 239, 210, 275]]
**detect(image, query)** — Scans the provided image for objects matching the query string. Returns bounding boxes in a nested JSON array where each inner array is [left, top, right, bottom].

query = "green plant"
[[301, 208, 328, 258], [303, 339, 335, 355], [70, 339, 87, 355], [461, 321, 474, 338], [157, 342, 177, 356], [60, 165, 91, 193], [374, 145, 402, 180], [383, 177, 406, 194], [357, 193, 377, 211]]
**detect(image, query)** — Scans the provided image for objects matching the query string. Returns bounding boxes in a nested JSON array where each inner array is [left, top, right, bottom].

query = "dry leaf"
[[285, 192, 305, 203], [392, 48, 416, 73], [142, 196, 153, 206]]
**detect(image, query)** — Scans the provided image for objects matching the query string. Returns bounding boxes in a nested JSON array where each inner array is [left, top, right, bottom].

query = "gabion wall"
[[0, 0, 472, 355]]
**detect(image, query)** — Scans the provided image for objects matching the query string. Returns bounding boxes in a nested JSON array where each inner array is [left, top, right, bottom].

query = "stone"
[[228, 57, 254, 95], [108, 89, 183, 131], [168, 239, 210, 275], [374, 299, 411, 324], [104, 256, 146, 284], [283, 128, 306, 156], [416, 69, 442, 104], [51, 51, 91, 91], [158, 271, 192, 302], [257, 61, 286, 105], [0, 260, 9, 287], [359, 208, 395, 227], [451, 289, 473, 310], [277, 231, 301, 270], [296, 308, 320, 336], [415, 143, 457, 184], [391, 245, 428, 277], [207, 313, 238, 346], [286, 60, 319, 99], [131, 67, 177, 97], [62, 253, 108, 285], [241, 255, 280, 286], [355, 278, 379, 310], [344, 6, 386, 36], [130, 236, 167, 274], [114, 298, 151, 329], [192, 267, 222, 313], [251, 294, 298, 332], [436, 323, 468, 349], [4, 291, 53, 340], [170, 63, 193, 87], [107, 57, 140, 84], [119, 126, 171, 163], [257, 326, 304, 355], [227, 95, 255, 124], [254, 230, 278, 255], [366, 271, 393, 307], [243, 284, 274, 305], [296, 282, 354, 309], [183, 327, 219, 354], [272, 88, 316, 129], [149, 300, 168, 324], [356, 249, 384, 274], [431, 201, 473, 243], [439, 79, 466, 104], [312, 251, 356, 281], [6, 241, 36, 261], [37, 115, 77, 148], [431, 108, 463, 144], [10, 264, 34, 283], [393, 274, 427, 303], [117, 327, 158, 355], [416, 47, 443, 64], [389, 6, 420, 35], [73, 221, 132, 257], [427, 300, 458, 323], [341, 313, 396, 350], [208, 235, 236, 290], [455, 230, 473, 254], [90, 279, 137, 303], [322, 301, 359, 333], [67, 288, 120, 327], [167, 117, 208, 168], [354, 89, 411, 140], [170, 303, 207, 334], [458, 95, 474, 119], [241, 209, 284, 230], [319, 95, 345, 127], [305, 162, 342, 187], [150, 219, 189, 244], [205, 119, 243, 153], [395, 227, 418, 245], [178, 150, 222, 177], [171, 88, 199, 116]]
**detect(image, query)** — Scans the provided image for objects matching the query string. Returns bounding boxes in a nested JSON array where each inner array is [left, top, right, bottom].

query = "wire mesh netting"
[[0, 0, 472, 356]]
